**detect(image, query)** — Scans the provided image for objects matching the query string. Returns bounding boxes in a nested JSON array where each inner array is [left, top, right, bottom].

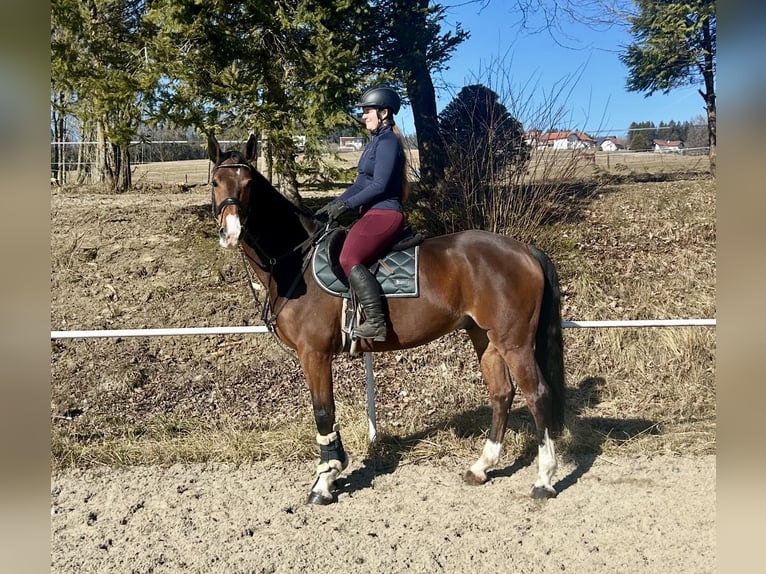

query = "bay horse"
[[207, 134, 566, 505]]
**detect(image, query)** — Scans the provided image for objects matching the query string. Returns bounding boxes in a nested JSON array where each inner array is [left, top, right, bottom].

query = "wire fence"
[[50, 140, 711, 186]]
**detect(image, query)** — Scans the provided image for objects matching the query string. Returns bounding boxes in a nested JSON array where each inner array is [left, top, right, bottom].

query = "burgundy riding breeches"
[[339, 208, 404, 277]]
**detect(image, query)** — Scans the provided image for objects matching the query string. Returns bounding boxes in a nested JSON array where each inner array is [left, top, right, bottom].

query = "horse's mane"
[[238, 164, 316, 252]]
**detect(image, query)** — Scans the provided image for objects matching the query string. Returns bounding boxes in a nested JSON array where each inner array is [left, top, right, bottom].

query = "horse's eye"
[[211, 181, 218, 188]]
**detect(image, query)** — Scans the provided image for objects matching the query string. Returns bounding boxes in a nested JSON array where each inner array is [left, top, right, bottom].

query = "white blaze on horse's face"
[[219, 211, 242, 248], [213, 163, 249, 249]]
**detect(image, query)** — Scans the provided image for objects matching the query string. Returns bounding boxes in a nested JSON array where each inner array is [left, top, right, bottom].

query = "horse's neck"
[[244, 188, 311, 269]]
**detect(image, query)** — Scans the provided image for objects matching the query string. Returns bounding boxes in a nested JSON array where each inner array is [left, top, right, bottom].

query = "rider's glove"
[[316, 201, 350, 222]]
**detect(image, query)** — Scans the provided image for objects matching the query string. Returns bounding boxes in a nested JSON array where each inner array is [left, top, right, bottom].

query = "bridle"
[[210, 161, 254, 226]]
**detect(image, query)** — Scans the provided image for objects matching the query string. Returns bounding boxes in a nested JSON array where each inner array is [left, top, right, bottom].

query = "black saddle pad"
[[311, 231, 420, 299]]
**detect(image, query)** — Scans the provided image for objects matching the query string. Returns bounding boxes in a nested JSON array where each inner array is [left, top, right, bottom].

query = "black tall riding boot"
[[348, 264, 388, 341]]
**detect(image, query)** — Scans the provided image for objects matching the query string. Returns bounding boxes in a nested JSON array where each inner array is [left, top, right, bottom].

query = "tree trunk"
[[407, 70, 446, 192], [113, 144, 131, 192], [95, 122, 113, 189], [96, 122, 131, 192], [705, 94, 715, 176], [275, 147, 302, 206], [701, 15, 716, 177], [51, 103, 64, 183]]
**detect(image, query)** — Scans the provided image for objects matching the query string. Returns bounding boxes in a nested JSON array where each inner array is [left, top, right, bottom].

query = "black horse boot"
[[348, 264, 387, 341]]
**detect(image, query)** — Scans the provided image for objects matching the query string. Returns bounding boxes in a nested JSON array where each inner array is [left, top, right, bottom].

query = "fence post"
[[364, 352, 377, 444]]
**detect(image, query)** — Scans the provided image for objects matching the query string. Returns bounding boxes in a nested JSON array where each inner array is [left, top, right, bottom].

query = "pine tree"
[[621, 0, 716, 173]]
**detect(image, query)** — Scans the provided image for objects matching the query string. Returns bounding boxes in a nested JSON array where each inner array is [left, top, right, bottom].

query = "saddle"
[[311, 225, 423, 299]]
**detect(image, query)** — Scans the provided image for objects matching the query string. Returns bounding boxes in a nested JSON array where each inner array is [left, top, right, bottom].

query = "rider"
[[316, 86, 409, 341]]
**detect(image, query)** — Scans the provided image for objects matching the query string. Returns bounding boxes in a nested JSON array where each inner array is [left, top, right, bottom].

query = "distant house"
[[652, 139, 685, 153], [339, 136, 364, 151], [548, 131, 596, 150], [524, 130, 596, 150], [524, 129, 543, 148], [600, 136, 626, 152]]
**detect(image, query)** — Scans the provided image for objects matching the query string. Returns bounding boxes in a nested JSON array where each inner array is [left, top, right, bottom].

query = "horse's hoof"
[[531, 485, 557, 499], [462, 470, 487, 486], [306, 491, 334, 505]]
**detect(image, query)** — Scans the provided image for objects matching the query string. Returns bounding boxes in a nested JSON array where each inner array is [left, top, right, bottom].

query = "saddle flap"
[[311, 232, 420, 299]]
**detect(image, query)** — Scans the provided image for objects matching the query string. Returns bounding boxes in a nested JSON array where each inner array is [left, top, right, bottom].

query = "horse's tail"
[[529, 246, 566, 435]]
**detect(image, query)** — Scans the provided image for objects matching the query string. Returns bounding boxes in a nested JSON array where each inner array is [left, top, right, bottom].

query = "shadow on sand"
[[336, 374, 659, 499]]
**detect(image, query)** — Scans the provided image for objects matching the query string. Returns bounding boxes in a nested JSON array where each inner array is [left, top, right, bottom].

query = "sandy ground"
[[51, 454, 715, 573]]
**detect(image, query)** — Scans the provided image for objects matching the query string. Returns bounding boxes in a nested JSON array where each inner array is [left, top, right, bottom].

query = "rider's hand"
[[316, 201, 349, 222]]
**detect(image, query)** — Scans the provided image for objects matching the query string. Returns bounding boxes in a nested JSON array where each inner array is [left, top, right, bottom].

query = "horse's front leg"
[[299, 350, 349, 505]]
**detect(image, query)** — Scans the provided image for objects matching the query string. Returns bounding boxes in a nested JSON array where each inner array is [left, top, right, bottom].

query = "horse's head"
[[208, 133, 259, 249]]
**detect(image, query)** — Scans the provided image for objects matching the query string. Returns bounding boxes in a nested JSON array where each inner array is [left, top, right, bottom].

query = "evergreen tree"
[[145, 0, 366, 202], [51, 0, 158, 192], [432, 84, 530, 233], [627, 121, 656, 150], [438, 84, 528, 185], [621, 0, 716, 172]]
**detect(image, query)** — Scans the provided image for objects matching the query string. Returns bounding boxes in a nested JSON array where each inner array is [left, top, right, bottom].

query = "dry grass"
[[127, 148, 709, 189], [51, 168, 715, 470]]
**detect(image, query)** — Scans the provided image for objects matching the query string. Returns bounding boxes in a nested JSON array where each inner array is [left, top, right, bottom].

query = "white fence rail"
[[50, 318, 715, 340]]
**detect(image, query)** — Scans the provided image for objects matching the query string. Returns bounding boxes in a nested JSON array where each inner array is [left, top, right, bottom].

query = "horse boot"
[[348, 264, 388, 341]]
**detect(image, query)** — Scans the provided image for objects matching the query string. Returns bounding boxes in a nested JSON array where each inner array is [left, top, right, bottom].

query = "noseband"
[[210, 162, 254, 223]]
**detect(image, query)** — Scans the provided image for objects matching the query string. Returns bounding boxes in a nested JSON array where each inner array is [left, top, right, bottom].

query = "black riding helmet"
[[356, 86, 401, 115]]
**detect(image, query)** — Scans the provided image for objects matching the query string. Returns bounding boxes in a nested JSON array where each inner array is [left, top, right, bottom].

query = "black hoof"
[[531, 486, 557, 499], [306, 491, 334, 505]]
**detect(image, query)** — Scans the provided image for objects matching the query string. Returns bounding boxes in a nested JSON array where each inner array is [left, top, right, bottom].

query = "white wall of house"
[[654, 143, 684, 153], [339, 136, 364, 151]]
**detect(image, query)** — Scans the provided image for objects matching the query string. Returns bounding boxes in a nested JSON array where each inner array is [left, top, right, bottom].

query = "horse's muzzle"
[[218, 215, 242, 248]]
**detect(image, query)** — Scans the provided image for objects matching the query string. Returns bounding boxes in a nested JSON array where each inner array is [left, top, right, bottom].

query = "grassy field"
[[128, 148, 710, 189], [51, 160, 715, 469]]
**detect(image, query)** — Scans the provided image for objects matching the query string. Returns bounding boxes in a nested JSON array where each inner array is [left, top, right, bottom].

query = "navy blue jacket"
[[336, 125, 404, 212]]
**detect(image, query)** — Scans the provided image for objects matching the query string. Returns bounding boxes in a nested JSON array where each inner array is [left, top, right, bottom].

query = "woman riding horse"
[[207, 126, 566, 505], [316, 86, 410, 342]]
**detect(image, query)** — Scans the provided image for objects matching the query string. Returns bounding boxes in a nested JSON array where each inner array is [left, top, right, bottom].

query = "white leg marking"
[[219, 213, 242, 248], [534, 428, 558, 491], [469, 439, 502, 482]]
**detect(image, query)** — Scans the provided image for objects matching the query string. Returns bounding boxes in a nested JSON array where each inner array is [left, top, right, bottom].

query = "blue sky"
[[395, 1, 705, 139]]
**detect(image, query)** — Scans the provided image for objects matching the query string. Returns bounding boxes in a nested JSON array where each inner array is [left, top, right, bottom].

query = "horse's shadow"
[[336, 375, 658, 498]]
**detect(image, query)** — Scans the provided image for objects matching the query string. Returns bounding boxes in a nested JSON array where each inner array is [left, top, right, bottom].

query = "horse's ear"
[[207, 133, 221, 164], [245, 134, 258, 162]]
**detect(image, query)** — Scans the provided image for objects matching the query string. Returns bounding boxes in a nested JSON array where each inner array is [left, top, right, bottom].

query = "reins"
[[236, 192, 334, 327], [236, 220, 333, 363]]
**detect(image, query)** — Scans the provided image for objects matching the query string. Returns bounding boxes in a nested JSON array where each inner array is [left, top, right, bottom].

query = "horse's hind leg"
[[503, 347, 558, 499], [463, 331, 515, 485]]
